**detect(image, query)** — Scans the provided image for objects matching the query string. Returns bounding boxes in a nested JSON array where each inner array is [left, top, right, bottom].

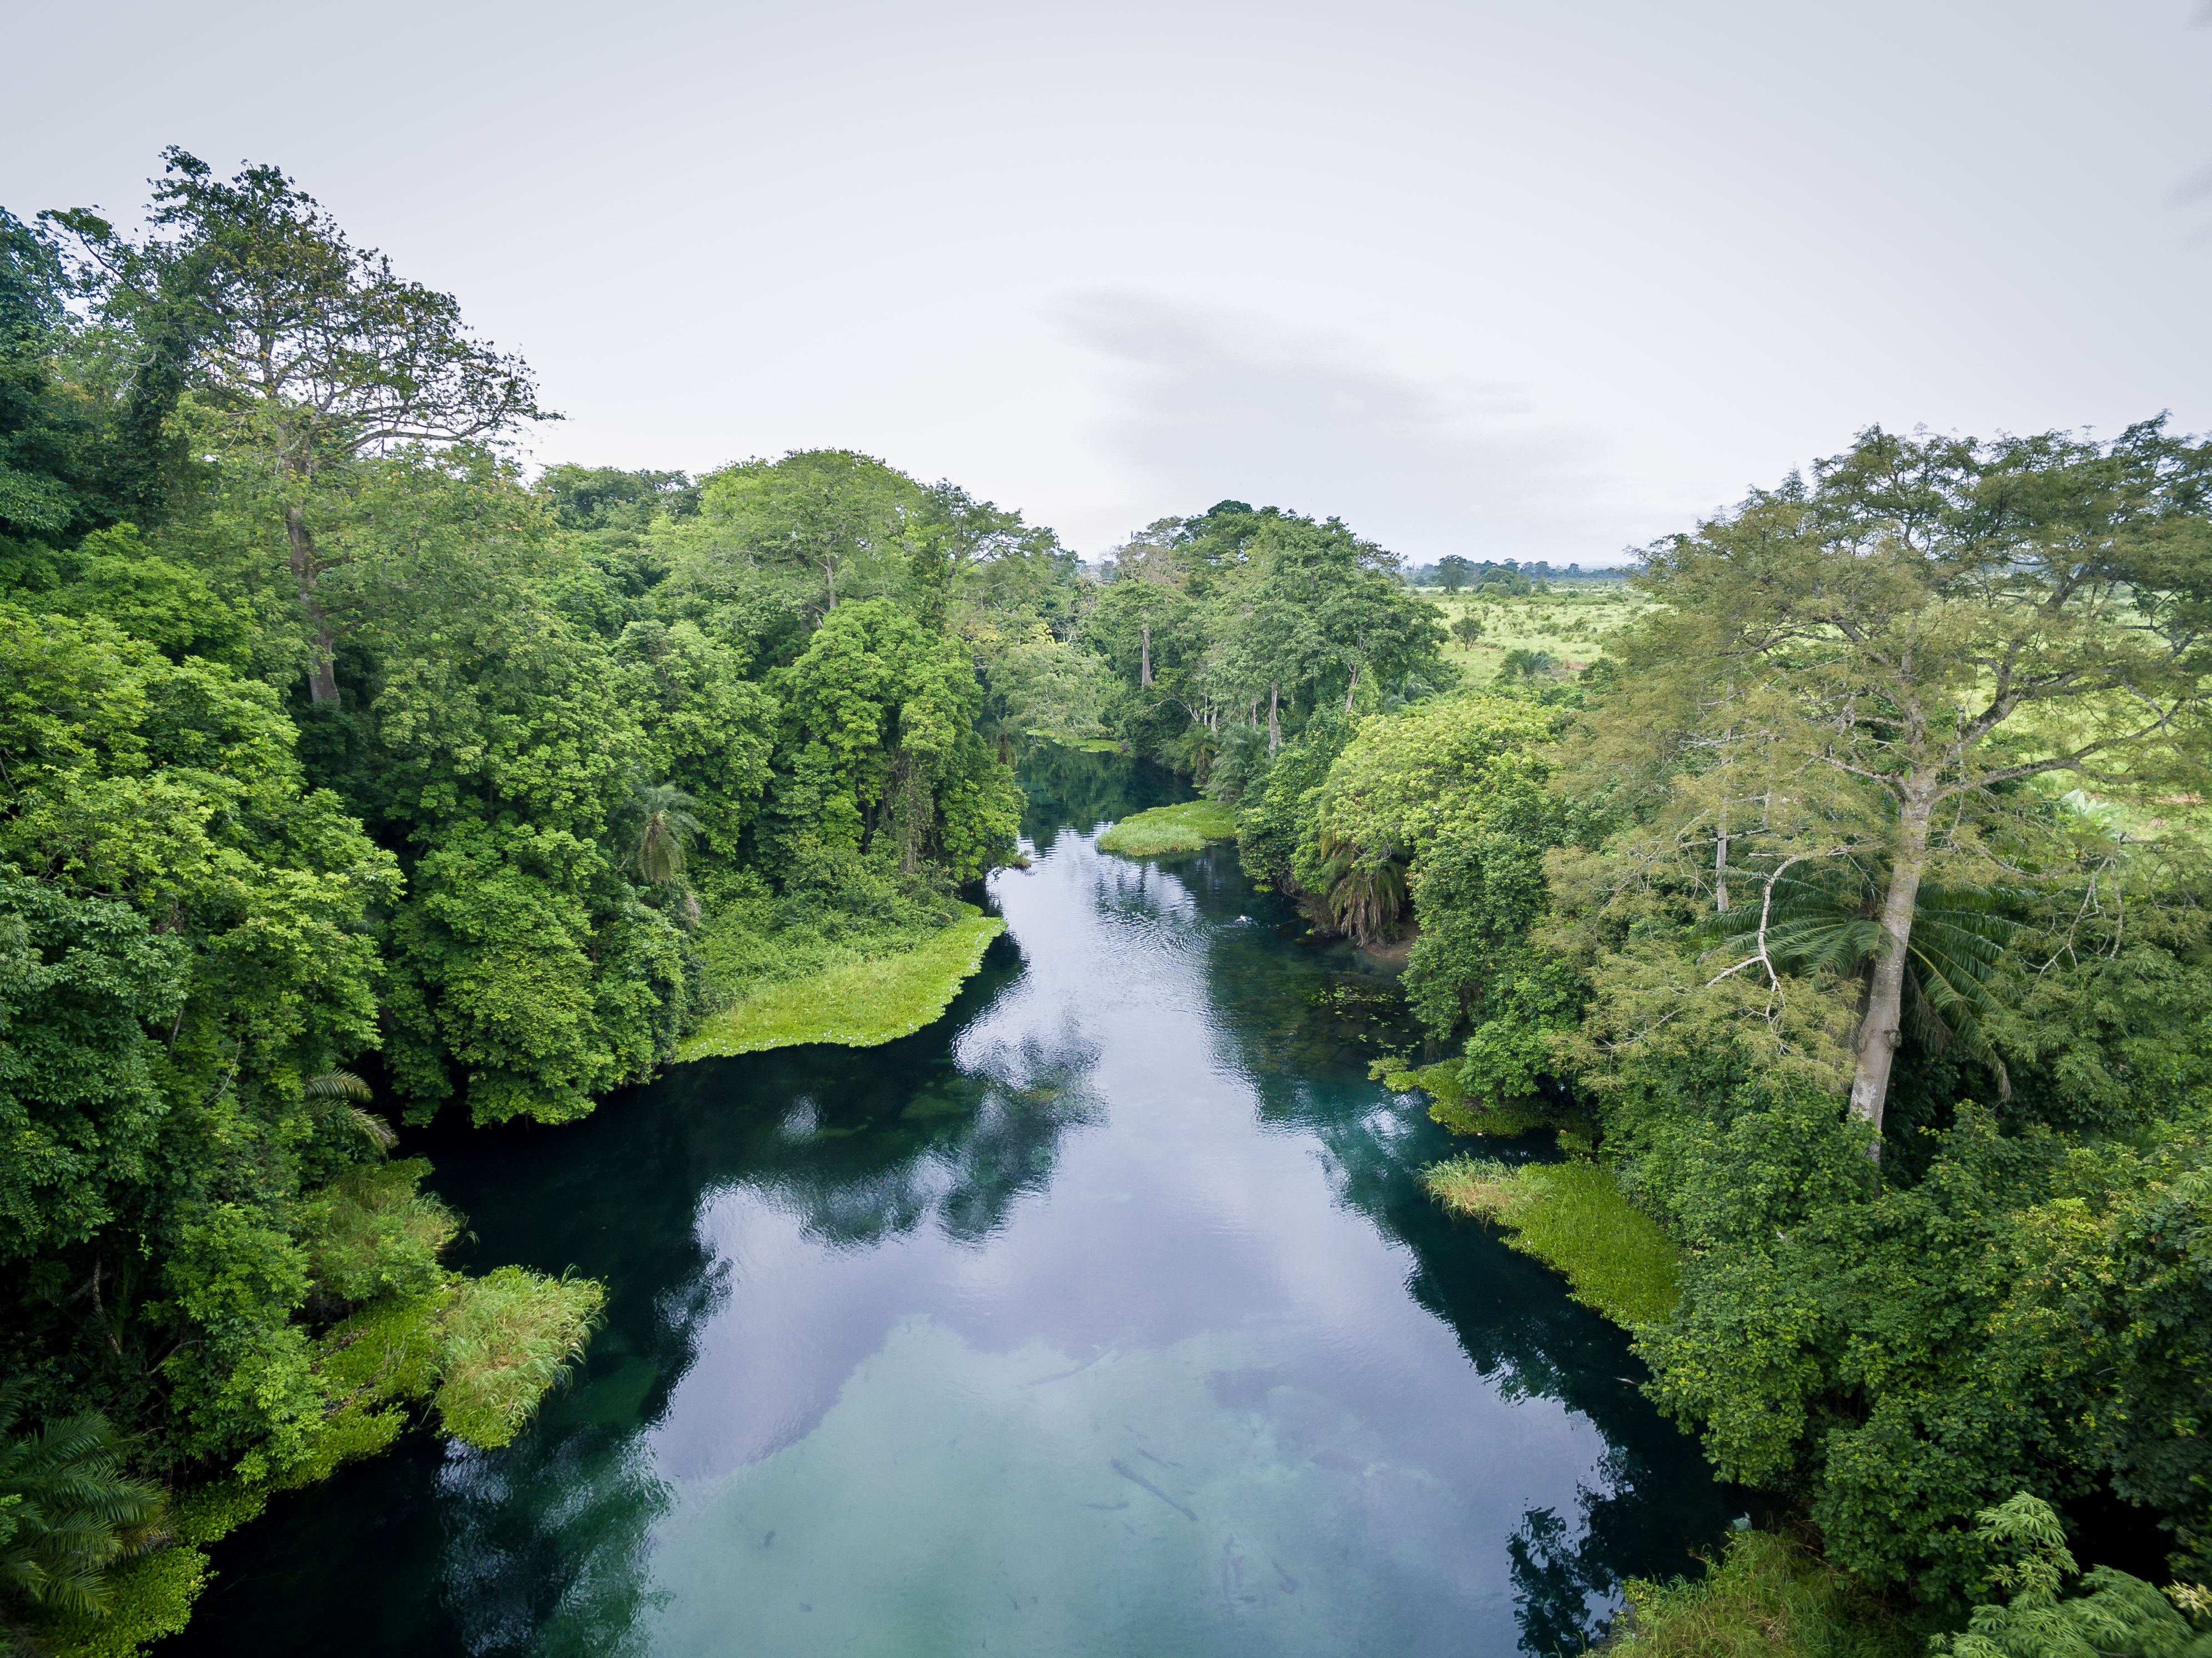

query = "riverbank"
[[677, 905, 1004, 1060]]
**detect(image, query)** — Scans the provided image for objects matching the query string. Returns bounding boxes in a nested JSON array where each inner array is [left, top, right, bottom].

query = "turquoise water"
[[164, 748, 1735, 1657]]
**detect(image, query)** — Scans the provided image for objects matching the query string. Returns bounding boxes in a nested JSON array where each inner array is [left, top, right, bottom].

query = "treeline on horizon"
[[4, 145, 2212, 1658]]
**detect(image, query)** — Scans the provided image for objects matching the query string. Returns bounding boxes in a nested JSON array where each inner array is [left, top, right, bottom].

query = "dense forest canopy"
[[5, 149, 2212, 1658]]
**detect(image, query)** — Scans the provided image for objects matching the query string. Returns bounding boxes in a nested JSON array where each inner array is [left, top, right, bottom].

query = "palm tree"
[[304, 1069, 396, 1154], [1308, 828, 1410, 945], [630, 783, 702, 885], [1701, 861, 2016, 1098], [0, 1386, 165, 1630]]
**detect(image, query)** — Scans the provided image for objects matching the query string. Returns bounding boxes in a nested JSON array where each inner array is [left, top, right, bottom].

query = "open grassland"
[[1423, 1155, 1680, 1326], [677, 910, 1004, 1059], [1412, 580, 1654, 685], [1098, 798, 1239, 856]]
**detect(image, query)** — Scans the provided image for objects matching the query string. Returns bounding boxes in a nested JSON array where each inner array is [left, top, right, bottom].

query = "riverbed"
[[164, 747, 1735, 1657]]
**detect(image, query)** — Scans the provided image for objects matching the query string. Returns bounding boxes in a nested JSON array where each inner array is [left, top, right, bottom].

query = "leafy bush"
[[299, 1159, 459, 1305]]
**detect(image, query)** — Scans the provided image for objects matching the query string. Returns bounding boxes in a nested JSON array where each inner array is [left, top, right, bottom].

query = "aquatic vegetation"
[[1423, 1157, 1680, 1327], [677, 912, 1005, 1059], [1096, 799, 1238, 856], [1377, 1059, 1547, 1136], [434, 1268, 607, 1450]]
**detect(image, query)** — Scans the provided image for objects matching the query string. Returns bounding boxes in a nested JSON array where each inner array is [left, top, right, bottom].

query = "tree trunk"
[[1714, 799, 1731, 913], [1344, 662, 1361, 712], [1267, 680, 1281, 754], [286, 506, 339, 705], [824, 558, 837, 612], [1140, 624, 1152, 688], [1848, 801, 1933, 1147]]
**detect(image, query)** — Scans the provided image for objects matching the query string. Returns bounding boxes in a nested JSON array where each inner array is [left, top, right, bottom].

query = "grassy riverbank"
[[1611, 1531, 1913, 1658], [678, 907, 1005, 1059], [1422, 1156, 1680, 1326], [1097, 798, 1238, 856]]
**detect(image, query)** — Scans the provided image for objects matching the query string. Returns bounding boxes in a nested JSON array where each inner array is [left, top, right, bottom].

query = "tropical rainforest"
[[4, 151, 2211, 1657]]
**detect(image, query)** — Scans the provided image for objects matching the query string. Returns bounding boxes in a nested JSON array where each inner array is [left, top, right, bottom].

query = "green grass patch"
[[1097, 798, 1238, 856], [677, 908, 1005, 1059], [1421, 585, 1655, 683], [1423, 1155, 1681, 1326], [1612, 1530, 1914, 1658]]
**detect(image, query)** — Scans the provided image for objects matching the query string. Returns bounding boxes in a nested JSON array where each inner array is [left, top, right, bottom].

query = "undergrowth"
[[1612, 1530, 1914, 1658]]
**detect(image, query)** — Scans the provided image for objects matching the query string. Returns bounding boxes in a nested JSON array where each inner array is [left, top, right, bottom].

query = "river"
[[163, 746, 1736, 1657]]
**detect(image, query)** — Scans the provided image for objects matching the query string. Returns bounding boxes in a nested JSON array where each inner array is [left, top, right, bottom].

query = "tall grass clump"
[[433, 1268, 606, 1449], [1612, 1530, 1911, 1658], [1423, 1157, 1680, 1326]]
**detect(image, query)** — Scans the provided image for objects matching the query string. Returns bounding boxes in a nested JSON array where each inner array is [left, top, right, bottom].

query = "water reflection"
[[165, 747, 1731, 1658]]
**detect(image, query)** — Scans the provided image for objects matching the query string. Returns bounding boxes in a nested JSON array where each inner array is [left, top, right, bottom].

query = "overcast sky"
[[7, 1, 2211, 564]]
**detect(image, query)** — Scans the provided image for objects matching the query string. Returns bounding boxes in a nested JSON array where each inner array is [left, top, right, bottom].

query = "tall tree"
[[51, 149, 546, 702], [1586, 422, 2212, 1143]]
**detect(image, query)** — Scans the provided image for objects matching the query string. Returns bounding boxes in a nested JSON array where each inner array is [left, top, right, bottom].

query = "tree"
[[628, 783, 702, 884], [1591, 422, 2212, 1143], [51, 150, 546, 702], [1932, 1494, 2212, 1658], [693, 449, 919, 620], [1437, 554, 1472, 594], [1451, 611, 1485, 649], [0, 1386, 164, 1627]]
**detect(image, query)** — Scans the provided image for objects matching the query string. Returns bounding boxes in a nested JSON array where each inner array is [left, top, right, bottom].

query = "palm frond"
[[303, 1072, 395, 1155]]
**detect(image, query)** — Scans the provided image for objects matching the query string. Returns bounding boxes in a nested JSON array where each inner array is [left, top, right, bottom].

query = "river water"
[[165, 747, 1735, 1658]]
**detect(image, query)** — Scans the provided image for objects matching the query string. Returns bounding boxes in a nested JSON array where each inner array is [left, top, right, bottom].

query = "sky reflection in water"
[[167, 748, 1735, 1658]]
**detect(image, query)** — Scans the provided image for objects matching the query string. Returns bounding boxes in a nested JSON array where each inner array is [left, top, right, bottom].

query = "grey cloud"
[[1063, 293, 1640, 564]]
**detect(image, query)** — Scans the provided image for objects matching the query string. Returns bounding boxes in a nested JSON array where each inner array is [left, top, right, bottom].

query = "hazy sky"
[[7, 1, 2211, 563]]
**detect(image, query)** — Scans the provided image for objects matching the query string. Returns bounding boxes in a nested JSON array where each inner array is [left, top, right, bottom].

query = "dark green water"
[[165, 748, 1736, 1657]]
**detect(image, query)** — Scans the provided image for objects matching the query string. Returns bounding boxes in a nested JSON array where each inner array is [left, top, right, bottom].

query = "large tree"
[[51, 150, 545, 702], [1586, 421, 2212, 1144]]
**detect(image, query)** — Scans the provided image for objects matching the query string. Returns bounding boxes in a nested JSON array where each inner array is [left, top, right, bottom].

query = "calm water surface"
[[168, 748, 1736, 1657]]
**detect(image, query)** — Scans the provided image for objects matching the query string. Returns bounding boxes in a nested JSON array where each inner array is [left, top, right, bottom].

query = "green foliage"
[[1933, 1495, 2212, 1658], [1374, 1058, 1547, 1137], [680, 909, 1003, 1058], [0, 153, 1059, 1654], [433, 1267, 605, 1450], [1095, 799, 1236, 856], [299, 1160, 459, 1305], [44, 1542, 208, 1658], [1613, 1530, 1908, 1658], [1083, 504, 1448, 776], [1424, 1156, 1681, 1326], [0, 1389, 165, 1624]]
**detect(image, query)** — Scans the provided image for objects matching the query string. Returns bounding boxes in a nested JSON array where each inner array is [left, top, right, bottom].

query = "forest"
[[4, 152, 2211, 1658]]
